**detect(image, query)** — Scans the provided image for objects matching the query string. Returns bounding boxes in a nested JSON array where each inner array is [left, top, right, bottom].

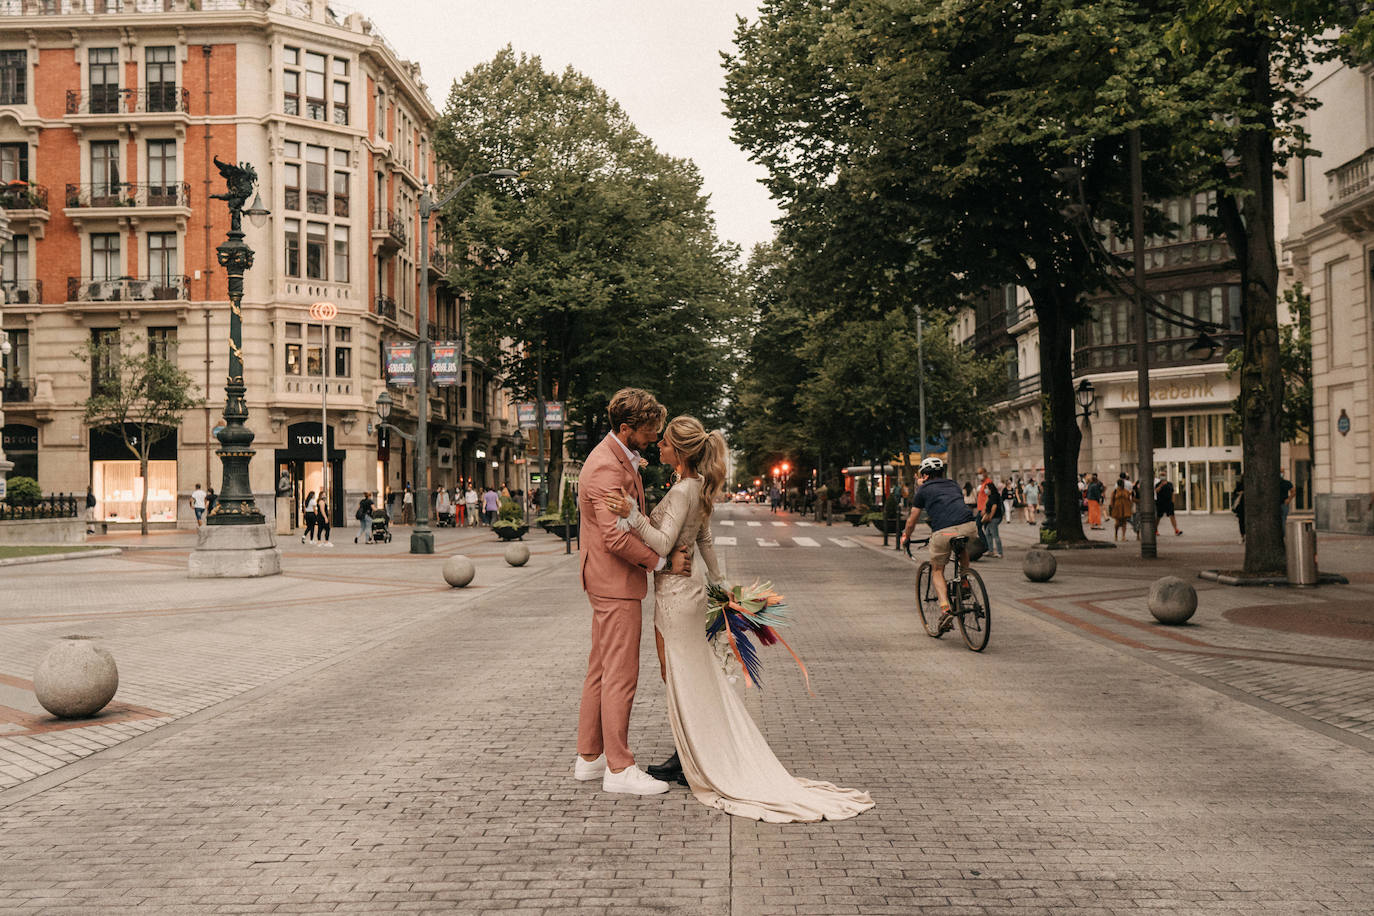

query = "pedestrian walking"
[[435, 486, 452, 527], [402, 485, 414, 525], [1109, 479, 1134, 541], [1280, 475, 1294, 527], [1086, 473, 1105, 530], [769, 484, 781, 513], [84, 485, 97, 534], [355, 491, 375, 543], [1155, 473, 1182, 536], [1232, 479, 1245, 543], [189, 482, 207, 528], [465, 484, 479, 526], [1001, 478, 1015, 522], [316, 499, 332, 544], [482, 486, 500, 526], [980, 477, 1004, 558], [974, 467, 992, 553], [302, 490, 318, 543], [1022, 478, 1039, 523]]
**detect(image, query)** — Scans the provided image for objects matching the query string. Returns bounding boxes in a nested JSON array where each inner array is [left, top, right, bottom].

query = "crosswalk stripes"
[[714, 536, 737, 546], [829, 537, 859, 548], [747, 521, 762, 527], [757, 538, 780, 547], [771, 521, 786, 527], [720, 520, 735, 526], [792, 536, 820, 547]]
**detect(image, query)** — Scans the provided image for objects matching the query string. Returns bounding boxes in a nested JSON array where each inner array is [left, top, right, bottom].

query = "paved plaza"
[[1, 506, 1372, 914]]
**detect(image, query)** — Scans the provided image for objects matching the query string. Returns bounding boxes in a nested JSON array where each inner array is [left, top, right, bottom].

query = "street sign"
[[431, 342, 459, 386], [386, 344, 416, 385]]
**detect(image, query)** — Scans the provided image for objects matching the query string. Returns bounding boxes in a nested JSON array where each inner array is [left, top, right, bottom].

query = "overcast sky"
[[341, 0, 781, 258]]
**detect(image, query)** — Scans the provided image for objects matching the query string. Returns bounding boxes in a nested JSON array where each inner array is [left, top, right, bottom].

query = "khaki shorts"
[[930, 521, 980, 570]]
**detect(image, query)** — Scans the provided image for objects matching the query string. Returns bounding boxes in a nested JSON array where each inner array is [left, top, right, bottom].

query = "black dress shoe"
[[646, 751, 687, 786]]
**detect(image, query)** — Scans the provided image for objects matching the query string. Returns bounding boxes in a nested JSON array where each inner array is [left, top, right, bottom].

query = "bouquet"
[[705, 581, 812, 693]]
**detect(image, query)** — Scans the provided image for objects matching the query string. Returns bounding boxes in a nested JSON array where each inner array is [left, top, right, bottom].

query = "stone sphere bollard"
[[1023, 548, 1057, 582], [504, 543, 530, 567], [1148, 576, 1198, 625], [443, 555, 476, 588], [33, 636, 119, 719]]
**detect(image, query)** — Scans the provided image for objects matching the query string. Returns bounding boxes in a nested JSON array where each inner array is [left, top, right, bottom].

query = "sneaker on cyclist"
[[937, 609, 956, 634]]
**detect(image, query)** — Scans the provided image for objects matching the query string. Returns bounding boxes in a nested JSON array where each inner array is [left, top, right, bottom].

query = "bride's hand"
[[602, 487, 632, 518]]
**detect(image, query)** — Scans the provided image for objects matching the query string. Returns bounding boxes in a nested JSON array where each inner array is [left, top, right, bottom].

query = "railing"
[[0, 182, 48, 211], [67, 274, 190, 302], [1005, 301, 1034, 328], [1327, 148, 1374, 205], [373, 208, 407, 247], [66, 86, 189, 115], [0, 493, 79, 521], [2, 376, 33, 402], [1075, 336, 1225, 372], [429, 246, 451, 274], [1, 279, 42, 304], [1004, 373, 1040, 401], [65, 181, 190, 208], [375, 294, 397, 320]]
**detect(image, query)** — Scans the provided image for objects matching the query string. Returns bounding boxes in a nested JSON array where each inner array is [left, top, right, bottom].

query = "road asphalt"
[[0, 504, 1371, 914]]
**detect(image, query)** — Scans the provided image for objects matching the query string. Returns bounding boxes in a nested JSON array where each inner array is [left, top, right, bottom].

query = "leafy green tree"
[[433, 48, 742, 488], [1226, 283, 1312, 447], [75, 333, 201, 535]]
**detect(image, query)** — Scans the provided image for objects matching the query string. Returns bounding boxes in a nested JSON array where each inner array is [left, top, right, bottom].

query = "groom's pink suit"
[[577, 433, 661, 771]]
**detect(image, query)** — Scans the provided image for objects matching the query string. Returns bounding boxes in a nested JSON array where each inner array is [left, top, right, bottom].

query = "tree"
[[1226, 283, 1312, 447], [76, 334, 200, 535], [433, 48, 742, 487]]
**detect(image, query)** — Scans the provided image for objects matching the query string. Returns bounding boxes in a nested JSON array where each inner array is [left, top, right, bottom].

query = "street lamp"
[[188, 156, 280, 578], [411, 168, 519, 555], [1075, 378, 1097, 422]]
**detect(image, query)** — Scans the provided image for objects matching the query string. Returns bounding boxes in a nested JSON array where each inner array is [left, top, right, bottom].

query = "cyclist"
[[901, 457, 980, 632]]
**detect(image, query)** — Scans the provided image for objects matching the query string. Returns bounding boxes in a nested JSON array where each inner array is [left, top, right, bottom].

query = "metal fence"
[[0, 493, 80, 520]]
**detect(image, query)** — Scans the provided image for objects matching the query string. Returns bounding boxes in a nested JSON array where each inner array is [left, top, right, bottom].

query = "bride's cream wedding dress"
[[625, 477, 874, 823]]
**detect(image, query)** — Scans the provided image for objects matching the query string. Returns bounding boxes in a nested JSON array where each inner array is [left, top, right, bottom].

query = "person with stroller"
[[436, 486, 453, 527], [355, 492, 375, 544]]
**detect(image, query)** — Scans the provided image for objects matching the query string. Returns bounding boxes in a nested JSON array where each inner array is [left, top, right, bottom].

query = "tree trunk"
[[1032, 284, 1086, 543], [1221, 31, 1285, 575], [139, 452, 150, 537]]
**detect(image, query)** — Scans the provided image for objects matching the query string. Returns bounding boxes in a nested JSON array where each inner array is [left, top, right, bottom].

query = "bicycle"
[[904, 535, 991, 652]]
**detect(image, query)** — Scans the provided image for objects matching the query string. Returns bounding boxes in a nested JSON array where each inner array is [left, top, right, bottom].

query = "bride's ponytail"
[[698, 430, 727, 519]]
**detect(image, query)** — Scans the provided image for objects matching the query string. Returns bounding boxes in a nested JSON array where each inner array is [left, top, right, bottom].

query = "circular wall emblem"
[[309, 301, 338, 321], [1337, 409, 1351, 437]]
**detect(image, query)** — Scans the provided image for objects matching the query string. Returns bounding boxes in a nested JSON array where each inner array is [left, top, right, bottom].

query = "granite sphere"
[[1148, 576, 1198, 624], [34, 636, 119, 719], [443, 555, 476, 588]]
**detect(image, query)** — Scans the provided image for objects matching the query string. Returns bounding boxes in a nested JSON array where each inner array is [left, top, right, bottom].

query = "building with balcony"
[[1282, 57, 1374, 534], [0, 0, 520, 529]]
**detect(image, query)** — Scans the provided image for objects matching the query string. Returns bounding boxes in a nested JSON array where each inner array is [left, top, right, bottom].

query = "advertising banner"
[[517, 401, 566, 430], [431, 342, 459, 386], [386, 344, 415, 385]]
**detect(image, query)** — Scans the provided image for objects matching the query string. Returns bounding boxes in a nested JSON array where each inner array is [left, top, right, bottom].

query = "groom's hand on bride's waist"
[[662, 545, 693, 576]]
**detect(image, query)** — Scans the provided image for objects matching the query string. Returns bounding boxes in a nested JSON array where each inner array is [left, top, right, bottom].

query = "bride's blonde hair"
[[663, 416, 727, 519]]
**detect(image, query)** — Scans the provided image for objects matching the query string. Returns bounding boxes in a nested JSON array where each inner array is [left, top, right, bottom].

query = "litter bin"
[[1285, 516, 1317, 586]]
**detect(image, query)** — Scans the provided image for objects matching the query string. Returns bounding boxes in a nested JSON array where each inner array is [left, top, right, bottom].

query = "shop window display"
[[92, 459, 178, 523]]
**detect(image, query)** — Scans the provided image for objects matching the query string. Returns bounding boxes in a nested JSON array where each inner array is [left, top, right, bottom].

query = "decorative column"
[[189, 157, 282, 578]]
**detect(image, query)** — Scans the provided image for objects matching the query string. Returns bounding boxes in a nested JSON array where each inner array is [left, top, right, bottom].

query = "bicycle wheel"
[[914, 561, 945, 638], [956, 567, 991, 652]]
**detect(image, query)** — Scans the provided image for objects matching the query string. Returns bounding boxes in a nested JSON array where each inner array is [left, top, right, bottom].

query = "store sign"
[[1104, 376, 1236, 410], [431, 343, 460, 386], [438, 446, 454, 467], [285, 422, 341, 458], [386, 344, 416, 385], [2, 424, 38, 451]]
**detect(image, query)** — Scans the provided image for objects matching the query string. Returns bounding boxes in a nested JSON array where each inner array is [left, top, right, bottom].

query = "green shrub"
[[5, 476, 41, 503], [496, 496, 523, 525], [560, 480, 578, 524], [856, 479, 872, 509]]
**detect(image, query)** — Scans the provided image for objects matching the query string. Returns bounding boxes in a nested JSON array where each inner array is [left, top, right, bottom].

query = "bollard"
[[34, 636, 119, 719], [443, 555, 476, 588], [504, 543, 530, 567], [1148, 576, 1197, 625], [1023, 548, 1057, 582]]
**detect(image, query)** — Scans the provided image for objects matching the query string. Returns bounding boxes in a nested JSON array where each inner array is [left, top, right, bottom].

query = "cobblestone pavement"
[[0, 505, 1371, 914]]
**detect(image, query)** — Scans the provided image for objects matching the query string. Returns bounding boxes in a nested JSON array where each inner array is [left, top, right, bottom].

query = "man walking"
[[189, 483, 207, 528]]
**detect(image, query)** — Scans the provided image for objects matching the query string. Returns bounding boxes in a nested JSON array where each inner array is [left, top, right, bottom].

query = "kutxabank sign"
[[385, 342, 460, 387]]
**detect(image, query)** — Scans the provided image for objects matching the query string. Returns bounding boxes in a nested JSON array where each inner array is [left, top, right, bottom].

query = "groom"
[[574, 388, 690, 795]]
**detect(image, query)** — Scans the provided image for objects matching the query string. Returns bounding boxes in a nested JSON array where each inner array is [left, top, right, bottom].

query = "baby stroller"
[[371, 513, 393, 543]]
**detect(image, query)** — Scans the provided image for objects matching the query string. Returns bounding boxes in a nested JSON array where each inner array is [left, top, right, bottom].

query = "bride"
[[603, 415, 873, 823]]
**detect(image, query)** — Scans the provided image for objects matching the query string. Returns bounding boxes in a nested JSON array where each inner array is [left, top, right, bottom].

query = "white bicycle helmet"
[[919, 456, 945, 474]]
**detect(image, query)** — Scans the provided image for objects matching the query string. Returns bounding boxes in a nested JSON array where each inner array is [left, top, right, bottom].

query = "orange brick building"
[[0, 0, 520, 530]]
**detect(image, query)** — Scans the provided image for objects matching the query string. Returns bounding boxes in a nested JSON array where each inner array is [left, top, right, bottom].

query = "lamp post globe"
[[375, 390, 393, 422]]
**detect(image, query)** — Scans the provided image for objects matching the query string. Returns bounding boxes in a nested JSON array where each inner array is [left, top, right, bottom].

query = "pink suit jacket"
[[578, 433, 661, 599]]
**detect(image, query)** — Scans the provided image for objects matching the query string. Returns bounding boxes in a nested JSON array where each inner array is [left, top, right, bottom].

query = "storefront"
[[274, 422, 345, 528], [2, 423, 38, 480], [90, 424, 177, 523]]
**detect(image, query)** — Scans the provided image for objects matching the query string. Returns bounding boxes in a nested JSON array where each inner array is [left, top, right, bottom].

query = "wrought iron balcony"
[[372, 209, 407, 250], [65, 86, 189, 116], [65, 181, 190, 208], [67, 274, 189, 302], [375, 294, 397, 320], [2, 376, 33, 403], [1, 279, 42, 304], [0, 182, 48, 211]]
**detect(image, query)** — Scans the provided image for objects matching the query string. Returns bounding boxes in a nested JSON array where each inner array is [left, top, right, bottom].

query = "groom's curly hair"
[[607, 388, 666, 433]]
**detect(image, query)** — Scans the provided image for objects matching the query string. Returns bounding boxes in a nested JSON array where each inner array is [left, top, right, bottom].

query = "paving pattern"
[[0, 505, 1370, 914]]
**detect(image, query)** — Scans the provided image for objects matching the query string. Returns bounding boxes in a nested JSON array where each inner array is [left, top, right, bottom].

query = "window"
[[1, 234, 28, 303], [305, 222, 326, 279], [147, 326, 176, 361], [334, 326, 351, 377], [284, 218, 300, 277], [89, 48, 119, 114], [0, 142, 26, 183], [305, 145, 327, 213], [148, 232, 177, 286], [91, 328, 120, 395], [284, 163, 300, 211], [285, 322, 302, 375], [332, 58, 349, 125], [145, 46, 176, 112], [305, 51, 326, 121], [305, 324, 322, 376], [2, 328, 28, 387], [283, 46, 299, 115], [375, 88, 386, 138], [91, 141, 120, 201], [333, 149, 349, 216], [1294, 152, 1307, 203], [333, 226, 349, 282], [91, 233, 121, 281], [0, 50, 24, 105], [147, 139, 177, 202]]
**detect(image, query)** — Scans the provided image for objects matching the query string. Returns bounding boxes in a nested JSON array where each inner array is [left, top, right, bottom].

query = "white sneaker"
[[602, 764, 669, 795], [573, 754, 606, 781]]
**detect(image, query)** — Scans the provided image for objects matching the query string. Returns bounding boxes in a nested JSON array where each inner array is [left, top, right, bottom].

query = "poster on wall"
[[431, 343, 459, 386], [386, 344, 415, 385]]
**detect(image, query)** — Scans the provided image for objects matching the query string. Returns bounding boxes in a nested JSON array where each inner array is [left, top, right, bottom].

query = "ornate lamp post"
[[189, 157, 280, 578]]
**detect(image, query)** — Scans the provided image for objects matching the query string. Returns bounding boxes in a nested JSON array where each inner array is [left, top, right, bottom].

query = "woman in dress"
[[604, 416, 873, 824]]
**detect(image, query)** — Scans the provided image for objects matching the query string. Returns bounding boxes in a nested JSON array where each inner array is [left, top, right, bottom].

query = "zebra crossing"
[[709, 512, 868, 549]]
